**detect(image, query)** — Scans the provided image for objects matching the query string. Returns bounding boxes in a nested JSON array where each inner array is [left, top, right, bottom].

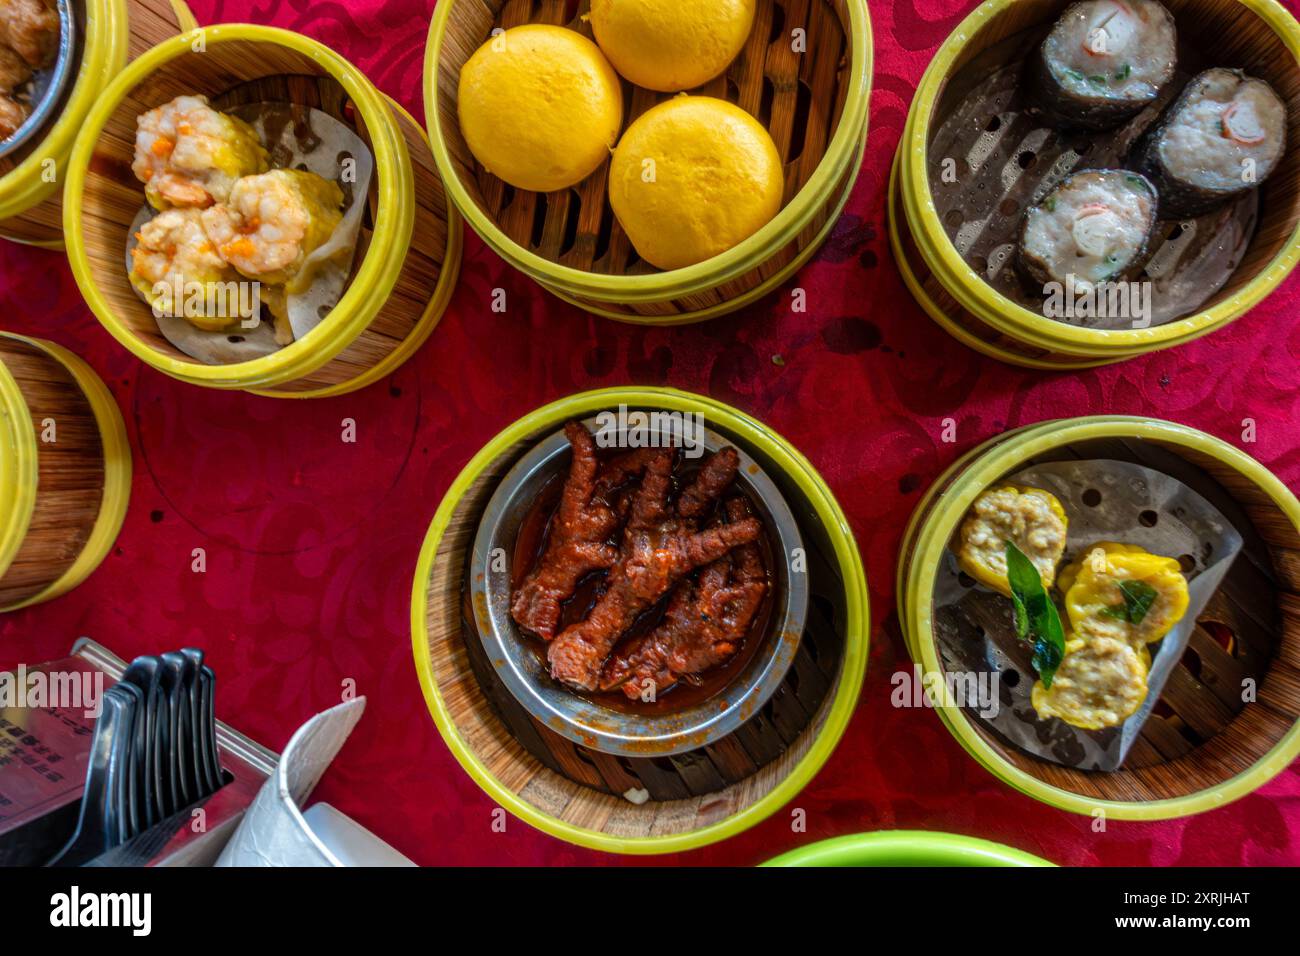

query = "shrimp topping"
[[129, 208, 241, 331], [200, 169, 344, 288], [132, 95, 268, 210]]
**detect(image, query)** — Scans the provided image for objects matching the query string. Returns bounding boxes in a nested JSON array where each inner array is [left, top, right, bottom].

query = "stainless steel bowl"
[[470, 415, 808, 757], [0, 0, 77, 159]]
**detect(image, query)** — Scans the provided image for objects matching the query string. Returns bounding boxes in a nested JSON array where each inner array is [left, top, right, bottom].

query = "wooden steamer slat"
[[0, 337, 114, 608]]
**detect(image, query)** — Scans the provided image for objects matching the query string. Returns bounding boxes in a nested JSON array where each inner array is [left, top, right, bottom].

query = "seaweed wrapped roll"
[[1018, 169, 1158, 292], [1032, 0, 1177, 131], [1134, 67, 1287, 218]]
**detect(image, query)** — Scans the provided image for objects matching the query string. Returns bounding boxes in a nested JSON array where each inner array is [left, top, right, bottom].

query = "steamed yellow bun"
[[608, 96, 783, 271], [458, 24, 624, 192], [589, 0, 756, 93]]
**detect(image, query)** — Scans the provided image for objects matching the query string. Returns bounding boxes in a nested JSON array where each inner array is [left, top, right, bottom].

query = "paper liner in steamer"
[[934, 458, 1242, 771], [124, 103, 374, 365]]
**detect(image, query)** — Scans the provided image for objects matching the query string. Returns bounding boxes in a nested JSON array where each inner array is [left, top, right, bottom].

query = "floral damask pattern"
[[0, 0, 1296, 866]]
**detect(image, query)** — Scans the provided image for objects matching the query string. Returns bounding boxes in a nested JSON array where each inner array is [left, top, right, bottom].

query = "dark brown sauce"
[[509, 454, 776, 715]]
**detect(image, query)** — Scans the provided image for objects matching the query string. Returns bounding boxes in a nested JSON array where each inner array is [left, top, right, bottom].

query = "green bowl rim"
[[761, 830, 1054, 867]]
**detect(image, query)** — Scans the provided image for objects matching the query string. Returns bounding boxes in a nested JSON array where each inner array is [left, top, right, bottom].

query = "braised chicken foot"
[[510, 422, 621, 641], [602, 498, 768, 700], [547, 448, 761, 690]]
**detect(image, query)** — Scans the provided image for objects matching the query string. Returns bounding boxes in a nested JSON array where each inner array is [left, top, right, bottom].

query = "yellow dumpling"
[[129, 209, 241, 332], [1031, 635, 1150, 730], [132, 95, 268, 210], [1059, 542, 1190, 647], [956, 484, 1069, 597]]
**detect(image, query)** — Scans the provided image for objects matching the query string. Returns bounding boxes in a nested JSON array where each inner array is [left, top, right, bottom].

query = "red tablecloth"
[[2, 0, 1298, 866]]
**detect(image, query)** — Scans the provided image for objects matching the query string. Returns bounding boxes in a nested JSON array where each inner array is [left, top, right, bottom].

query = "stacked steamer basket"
[[61, 25, 462, 398], [0, 333, 129, 612], [889, 0, 1300, 369], [425, 0, 871, 324], [898, 417, 1300, 819], [411, 388, 869, 853], [0, 0, 198, 248]]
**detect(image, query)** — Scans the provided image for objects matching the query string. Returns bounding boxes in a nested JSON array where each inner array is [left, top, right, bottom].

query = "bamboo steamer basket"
[[411, 387, 870, 853], [424, 0, 872, 325], [61, 25, 463, 398], [899, 416, 1300, 819], [0, 0, 198, 249], [891, 0, 1300, 368], [0, 333, 130, 612], [762, 830, 1053, 866]]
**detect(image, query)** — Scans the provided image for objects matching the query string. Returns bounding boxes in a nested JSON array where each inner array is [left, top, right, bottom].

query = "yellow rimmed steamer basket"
[[61, 24, 462, 398], [411, 387, 870, 853], [899, 416, 1300, 819], [0, 0, 198, 248], [0, 333, 130, 612], [890, 0, 1300, 369], [424, 1, 872, 325]]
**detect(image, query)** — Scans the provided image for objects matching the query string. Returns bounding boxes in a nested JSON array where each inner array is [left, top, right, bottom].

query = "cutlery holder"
[[0, 638, 274, 866]]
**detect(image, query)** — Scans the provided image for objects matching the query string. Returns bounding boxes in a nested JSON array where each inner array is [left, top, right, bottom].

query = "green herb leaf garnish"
[[1011, 588, 1029, 639], [1005, 540, 1067, 688], [1088, 74, 1109, 87], [1033, 638, 1064, 686], [1101, 579, 1159, 625], [1114, 63, 1132, 81]]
